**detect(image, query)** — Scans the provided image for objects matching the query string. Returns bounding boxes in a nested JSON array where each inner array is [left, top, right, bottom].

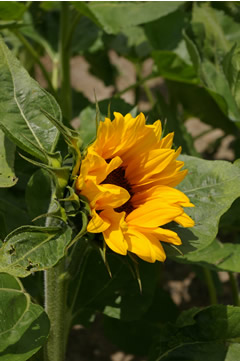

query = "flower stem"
[[44, 258, 68, 361], [203, 268, 218, 304], [229, 272, 240, 306], [59, 2, 72, 122]]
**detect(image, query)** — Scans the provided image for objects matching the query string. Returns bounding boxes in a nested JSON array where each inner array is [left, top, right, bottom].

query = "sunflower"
[[76, 112, 194, 263]]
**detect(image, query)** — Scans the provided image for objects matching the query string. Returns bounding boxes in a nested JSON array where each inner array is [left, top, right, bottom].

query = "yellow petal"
[[96, 184, 130, 210], [87, 209, 110, 233], [80, 180, 130, 210], [85, 152, 123, 185], [148, 227, 182, 245], [126, 200, 183, 227], [126, 149, 175, 184], [131, 185, 194, 208], [125, 228, 166, 262], [160, 132, 174, 149], [174, 212, 195, 227], [101, 208, 128, 255], [125, 228, 156, 262]]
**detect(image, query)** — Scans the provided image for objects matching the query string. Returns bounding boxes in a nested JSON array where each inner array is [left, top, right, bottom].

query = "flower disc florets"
[[76, 112, 194, 263]]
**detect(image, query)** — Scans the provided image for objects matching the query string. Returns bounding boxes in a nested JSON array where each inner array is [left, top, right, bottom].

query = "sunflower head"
[[76, 112, 194, 263]]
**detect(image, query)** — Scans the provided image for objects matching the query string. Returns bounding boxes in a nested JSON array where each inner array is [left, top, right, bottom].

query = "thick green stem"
[[229, 272, 240, 306], [44, 258, 68, 361], [59, 2, 72, 122], [203, 268, 218, 305]]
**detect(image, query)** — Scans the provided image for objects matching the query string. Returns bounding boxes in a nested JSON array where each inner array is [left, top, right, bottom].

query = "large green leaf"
[[0, 226, 72, 277], [0, 39, 61, 162], [0, 2, 26, 20], [184, 4, 240, 122], [165, 156, 240, 258], [73, 2, 185, 34], [103, 287, 179, 356], [191, 3, 240, 55], [152, 50, 198, 84], [70, 248, 158, 324], [167, 81, 238, 134], [177, 238, 240, 273], [224, 44, 240, 110], [0, 129, 17, 188], [149, 305, 240, 361], [144, 8, 191, 64], [0, 272, 49, 360]]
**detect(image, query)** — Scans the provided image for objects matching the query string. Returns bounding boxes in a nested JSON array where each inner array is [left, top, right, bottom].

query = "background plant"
[[1, 2, 240, 361]]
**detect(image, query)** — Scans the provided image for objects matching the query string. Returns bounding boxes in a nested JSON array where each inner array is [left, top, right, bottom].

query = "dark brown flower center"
[[101, 165, 134, 215]]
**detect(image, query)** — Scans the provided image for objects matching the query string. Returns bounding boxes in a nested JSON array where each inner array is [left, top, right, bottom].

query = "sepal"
[[40, 108, 82, 177], [19, 153, 70, 194]]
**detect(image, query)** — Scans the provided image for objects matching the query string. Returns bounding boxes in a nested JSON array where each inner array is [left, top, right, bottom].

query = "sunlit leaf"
[[73, 2, 185, 34], [165, 156, 240, 258], [0, 39, 61, 161], [0, 226, 72, 277]]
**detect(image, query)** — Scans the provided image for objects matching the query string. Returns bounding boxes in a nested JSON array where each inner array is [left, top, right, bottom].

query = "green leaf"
[[19, 11, 57, 61], [70, 249, 157, 324], [0, 2, 27, 20], [72, 16, 100, 55], [0, 272, 49, 359], [149, 305, 240, 361], [191, 3, 240, 56], [25, 169, 53, 226], [152, 50, 198, 84], [183, 4, 240, 122], [0, 38, 61, 162], [0, 188, 29, 239], [167, 81, 238, 134], [0, 226, 72, 277], [85, 50, 117, 86], [0, 129, 17, 188], [144, 8, 191, 64], [103, 287, 179, 356], [165, 156, 240, 258], [202, 60, 240, 122], [223, 44, 240, 110], [148, 93, 198, 156], [79, 98, 133, 146], [178, 238, 240, 273], [73, 2, 185, 34]]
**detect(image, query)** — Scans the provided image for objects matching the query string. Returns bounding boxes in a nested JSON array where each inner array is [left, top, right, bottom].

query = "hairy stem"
[[44, 259, 68, 361]]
